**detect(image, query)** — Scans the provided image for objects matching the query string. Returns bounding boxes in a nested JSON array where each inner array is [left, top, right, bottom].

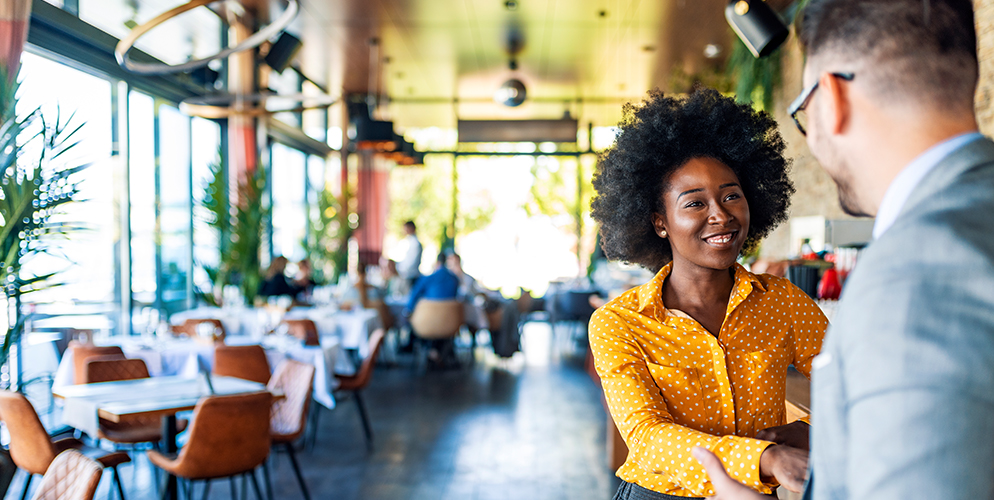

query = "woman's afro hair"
[[591, 88, 794, 273]]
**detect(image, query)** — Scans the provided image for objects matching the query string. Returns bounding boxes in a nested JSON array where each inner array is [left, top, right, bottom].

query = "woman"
[[589, 88, 827, 499]]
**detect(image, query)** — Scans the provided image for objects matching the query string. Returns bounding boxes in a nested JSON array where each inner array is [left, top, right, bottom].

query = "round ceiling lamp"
[[115, 0, 299, 75], [494, 78, 527, 107], [179, 91, 337, 119]]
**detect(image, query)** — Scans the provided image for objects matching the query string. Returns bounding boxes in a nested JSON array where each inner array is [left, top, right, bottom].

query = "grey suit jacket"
[[808, 137, 994, 499]]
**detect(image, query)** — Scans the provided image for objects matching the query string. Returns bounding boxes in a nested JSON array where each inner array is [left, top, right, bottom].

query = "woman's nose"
[[708, 203, 732, 224]]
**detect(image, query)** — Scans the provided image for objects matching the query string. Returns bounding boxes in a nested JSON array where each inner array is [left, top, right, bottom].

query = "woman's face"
[[653, 157, 750, 272]]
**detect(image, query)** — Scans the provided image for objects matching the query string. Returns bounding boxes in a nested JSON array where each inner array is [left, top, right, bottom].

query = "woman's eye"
[[725, 193, 741, 201], [683, 201, 703, 208]]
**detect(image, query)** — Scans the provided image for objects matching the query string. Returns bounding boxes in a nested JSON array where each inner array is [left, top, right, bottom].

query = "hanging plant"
[[725, 0, 807, 111]]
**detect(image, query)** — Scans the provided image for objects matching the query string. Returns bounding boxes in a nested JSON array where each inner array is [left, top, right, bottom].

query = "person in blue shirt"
[[404, 252, 461, 366], [405, 252, 460, 314]]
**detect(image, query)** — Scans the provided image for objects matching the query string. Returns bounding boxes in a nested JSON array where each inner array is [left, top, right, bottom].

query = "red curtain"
[[355, 155, 390, 265], [0, 0, 32, 81]]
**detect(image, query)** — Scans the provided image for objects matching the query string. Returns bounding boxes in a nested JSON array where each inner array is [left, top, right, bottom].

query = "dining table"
[[52, 334, 342, 409], [53, 375, 281, 500]]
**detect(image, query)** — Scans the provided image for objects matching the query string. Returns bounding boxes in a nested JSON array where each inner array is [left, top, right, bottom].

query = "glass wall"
[[19, 37, 330, 334]]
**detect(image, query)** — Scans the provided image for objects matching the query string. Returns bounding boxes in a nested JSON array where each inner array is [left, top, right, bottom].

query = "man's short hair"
[[799, 0, 977, 110], [404, 220, 416, 231]]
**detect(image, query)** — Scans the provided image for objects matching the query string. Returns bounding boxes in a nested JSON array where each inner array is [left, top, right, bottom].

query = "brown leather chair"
[[267, 359, 316, 500], [336, 329, 386, 451], [29, 450, 103, 500], [84, 358, 187, 445], [282, 319, 320, 346], [67, 343, 125, 385], [0, 391, 130, 500], [212, 344, 271, 385], [175, 318, 226, 343], [146, 392, 272, 499]]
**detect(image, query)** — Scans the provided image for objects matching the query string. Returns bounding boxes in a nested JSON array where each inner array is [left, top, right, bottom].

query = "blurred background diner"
[[0, 0, 992, 499]]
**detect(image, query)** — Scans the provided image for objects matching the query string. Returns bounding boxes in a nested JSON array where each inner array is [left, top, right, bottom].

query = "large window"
[[129, 91, 157, 311], [271, 143, 307, 261], [18, 52, 117, 314]]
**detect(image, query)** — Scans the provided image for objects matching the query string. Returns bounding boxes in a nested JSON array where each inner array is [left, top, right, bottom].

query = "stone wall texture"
[[760, 1, 994, 258]]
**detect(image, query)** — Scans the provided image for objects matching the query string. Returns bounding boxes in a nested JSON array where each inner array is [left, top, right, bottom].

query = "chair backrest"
[[0, 390, 57, 475], [409, 299, 464, 339], [171, 392, 272, 480], [69, 343, 125, 385], [347, 328, 386, 390], [180, 318, 226, 343], [213, 344, 271, 385], [371, 299, 395, 332], [283, 319, 320, 346], [30, 450, 102, 500], [85, 358, 150, 384], [267, 359, 316, 440]]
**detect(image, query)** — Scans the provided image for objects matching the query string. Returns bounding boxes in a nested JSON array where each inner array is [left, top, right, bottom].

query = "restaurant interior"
[[0, 0, 993, 499]]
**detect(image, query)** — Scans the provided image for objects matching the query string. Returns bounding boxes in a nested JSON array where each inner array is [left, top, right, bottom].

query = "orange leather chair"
[[67, 343, 125, 385], [212, 345, 271, 385], [146, 392, 272, 499], [174, 318, 226, 343], [84, 358, 187, 445], [29, 450, 103, 500], [266, 359, 316, 500], [0, 391, 130, 500], [282, 319, 320, 346], [336, 329, 386, 450]]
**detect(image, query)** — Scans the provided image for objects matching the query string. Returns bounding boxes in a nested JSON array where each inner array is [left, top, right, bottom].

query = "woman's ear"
[[652, 213, 668, 238]]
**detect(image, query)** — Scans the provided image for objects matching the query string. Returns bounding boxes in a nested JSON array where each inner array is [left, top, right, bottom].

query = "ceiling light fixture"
[[725, 0, 788, 58], [494, 78, 527, 107]]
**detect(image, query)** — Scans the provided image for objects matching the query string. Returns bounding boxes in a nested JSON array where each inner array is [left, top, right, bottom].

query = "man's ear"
[[820, 72, 851, 135]]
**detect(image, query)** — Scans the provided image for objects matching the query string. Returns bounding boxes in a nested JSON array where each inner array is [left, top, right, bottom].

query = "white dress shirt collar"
[[872, 131, 984, 240]]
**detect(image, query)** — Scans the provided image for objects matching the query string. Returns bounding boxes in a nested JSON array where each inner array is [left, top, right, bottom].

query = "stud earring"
[[659, 230, 667, 238]]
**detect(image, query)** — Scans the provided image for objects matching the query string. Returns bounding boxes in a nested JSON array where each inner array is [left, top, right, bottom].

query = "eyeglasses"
[[788, 72, 855, 136]]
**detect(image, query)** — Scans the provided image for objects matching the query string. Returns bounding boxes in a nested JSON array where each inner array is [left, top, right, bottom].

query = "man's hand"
[[758, 444, 808, 493], [692, 447, 769, 500], [756, 421, 810, 450]]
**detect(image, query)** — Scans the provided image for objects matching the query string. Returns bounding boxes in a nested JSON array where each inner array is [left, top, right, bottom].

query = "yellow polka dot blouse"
[[589, 263, 827, 497]]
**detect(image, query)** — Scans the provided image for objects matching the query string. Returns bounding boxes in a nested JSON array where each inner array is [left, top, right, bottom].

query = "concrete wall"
[[760, 0, 994, 258]]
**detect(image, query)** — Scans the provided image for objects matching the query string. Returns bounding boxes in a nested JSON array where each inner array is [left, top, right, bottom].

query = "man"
[[397, 220, 423, 289], [695, 1, 994, 499], [406, 252, 461, 365]]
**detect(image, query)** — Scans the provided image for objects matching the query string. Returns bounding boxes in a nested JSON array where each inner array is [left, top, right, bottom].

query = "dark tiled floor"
[[9, 322, 619, 500]]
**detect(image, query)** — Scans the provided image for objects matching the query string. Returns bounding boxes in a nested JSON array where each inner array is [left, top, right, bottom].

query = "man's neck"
[[859, 114, 979, 216]]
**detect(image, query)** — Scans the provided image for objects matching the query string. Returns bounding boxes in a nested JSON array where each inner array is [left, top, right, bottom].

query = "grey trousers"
[[612, 480, 778, 500]]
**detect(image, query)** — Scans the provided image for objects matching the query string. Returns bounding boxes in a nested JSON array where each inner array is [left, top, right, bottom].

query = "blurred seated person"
[[258, 256, 297, 297], [403, 253, 460, 360], [341, 264, 383, 310], [446, 252, 488, 334], [406, 253, 460, 314], [293, 258, 319, 299], [381, 258, 408, 298]]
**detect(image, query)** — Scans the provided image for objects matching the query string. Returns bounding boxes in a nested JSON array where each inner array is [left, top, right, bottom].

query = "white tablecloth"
[[170, 306, 379, 357], [53, 335, 343, 409]]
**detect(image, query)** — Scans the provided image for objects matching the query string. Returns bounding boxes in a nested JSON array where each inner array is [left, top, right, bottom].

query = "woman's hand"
[[758, 444, 809, 493], [691, 447, 769, 500], [756, 421, 810, 450]]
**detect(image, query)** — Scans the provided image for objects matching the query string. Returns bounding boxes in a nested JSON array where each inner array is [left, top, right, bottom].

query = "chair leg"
[[284, 443, 312, 500], [307, 403, 321, 451], [183, 479, 192, 500], [201, 480, 211, 500], [248, 471, 264, 500], [240, 474, 248, 500], [229, 476, 238, 500], [353, 391, 374, 451], [20, 472, 32, 500], [112, 466, 127, 500], [261, 460, 274, 500]]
